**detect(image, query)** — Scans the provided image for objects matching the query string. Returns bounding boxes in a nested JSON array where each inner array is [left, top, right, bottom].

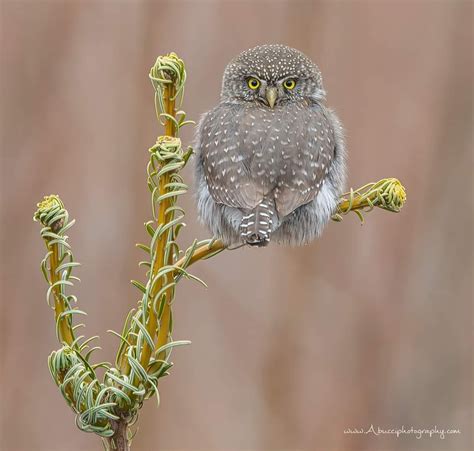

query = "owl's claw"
[[245, 232, 270, 247]]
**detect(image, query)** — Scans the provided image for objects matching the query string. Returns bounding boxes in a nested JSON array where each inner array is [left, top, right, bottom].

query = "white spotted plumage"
[[194, 45, 346, 246]]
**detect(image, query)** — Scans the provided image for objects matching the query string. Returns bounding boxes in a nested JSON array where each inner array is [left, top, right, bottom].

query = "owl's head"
[[221, 44, 325, 108]]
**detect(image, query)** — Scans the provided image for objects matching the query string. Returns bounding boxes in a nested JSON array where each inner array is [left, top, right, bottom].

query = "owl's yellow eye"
[[283, 79, 297, 90], [247, 77, 260, 90]]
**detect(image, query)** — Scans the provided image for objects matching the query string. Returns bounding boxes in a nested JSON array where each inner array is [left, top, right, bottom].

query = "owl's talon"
[[245, 232, 269, 247]]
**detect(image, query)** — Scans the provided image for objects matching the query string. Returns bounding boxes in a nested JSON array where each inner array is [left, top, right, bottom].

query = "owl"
[[194, 44, 346, 247]]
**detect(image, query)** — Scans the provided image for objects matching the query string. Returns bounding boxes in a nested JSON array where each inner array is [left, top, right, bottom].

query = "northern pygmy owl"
[[194, 44, 346, 246]]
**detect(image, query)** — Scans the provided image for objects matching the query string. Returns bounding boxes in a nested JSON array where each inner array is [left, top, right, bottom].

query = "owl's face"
[[221, 44, 325, 108]]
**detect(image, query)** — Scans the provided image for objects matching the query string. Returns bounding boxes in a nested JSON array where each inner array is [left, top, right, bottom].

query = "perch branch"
[[171, 177, 407, 273]]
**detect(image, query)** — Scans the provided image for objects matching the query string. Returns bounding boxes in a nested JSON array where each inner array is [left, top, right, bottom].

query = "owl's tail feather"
[[240, 199, 275, 247]]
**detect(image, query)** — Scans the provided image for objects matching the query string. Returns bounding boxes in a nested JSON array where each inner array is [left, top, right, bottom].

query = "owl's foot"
[[245, 232, 270, 247]]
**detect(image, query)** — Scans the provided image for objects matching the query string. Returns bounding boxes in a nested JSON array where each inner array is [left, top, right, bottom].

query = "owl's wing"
[[271, 105, 336, 218], [198, 103, 336, 217], [197, 104, 269, 210]]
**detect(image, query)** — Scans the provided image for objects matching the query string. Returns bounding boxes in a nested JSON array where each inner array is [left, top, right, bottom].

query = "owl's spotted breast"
[[198, 100, 335, 218]]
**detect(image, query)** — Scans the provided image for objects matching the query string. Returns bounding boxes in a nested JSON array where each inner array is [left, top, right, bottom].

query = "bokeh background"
[[1, 1, 472, 450]]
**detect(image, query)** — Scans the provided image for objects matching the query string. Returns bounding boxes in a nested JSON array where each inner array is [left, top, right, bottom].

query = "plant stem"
[[140, 77, 177, 369], [107, 418, 130, 451], [154, 79, 176, 360], [335, 178, 406, 217], [49, 241, 74, 345], [338, 196, 366, 213], [174, 239, 226, 272]]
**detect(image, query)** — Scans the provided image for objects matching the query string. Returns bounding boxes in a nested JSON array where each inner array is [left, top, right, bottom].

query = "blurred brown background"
[[0, 1, 472, 450]]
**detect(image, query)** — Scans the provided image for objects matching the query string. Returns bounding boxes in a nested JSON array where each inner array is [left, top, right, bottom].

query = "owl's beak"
[[265, 87, 278, 109]]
